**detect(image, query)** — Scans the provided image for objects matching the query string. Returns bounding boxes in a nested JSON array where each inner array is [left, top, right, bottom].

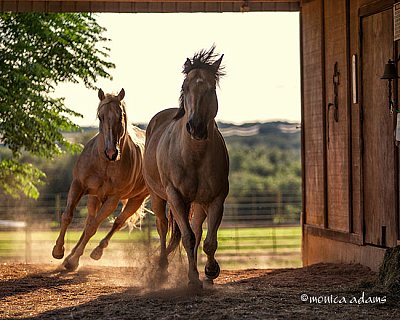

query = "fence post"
[[272, 226, 277, 254], [234, 205, 239, 256], [55, 193, 61, 225], [25, 222, 31, 263], [21, 197, 32, 264]]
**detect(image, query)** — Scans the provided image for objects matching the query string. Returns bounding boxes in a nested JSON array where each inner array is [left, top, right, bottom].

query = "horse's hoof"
[[203, 278, 214, 286], [63, 258, 79, 272], [205, 261, 220, 280], [188, 279, 203, 290], [90, 247, 103, 260], [52, 245, 65, 259], [158, 257, 168, 270]]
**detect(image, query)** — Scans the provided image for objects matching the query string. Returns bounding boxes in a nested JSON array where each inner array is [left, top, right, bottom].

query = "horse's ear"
[[183, 58, 192, 74], [212, 54, 224, 71], [118, 88, 125, 101], [98, 89, 105, 101]]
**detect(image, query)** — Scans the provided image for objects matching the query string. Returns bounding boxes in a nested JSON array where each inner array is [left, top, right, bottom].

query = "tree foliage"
[[0, 13, 115, 198]]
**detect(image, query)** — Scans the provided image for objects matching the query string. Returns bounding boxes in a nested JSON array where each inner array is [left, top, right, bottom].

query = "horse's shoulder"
[[147, 108, 178, 140]]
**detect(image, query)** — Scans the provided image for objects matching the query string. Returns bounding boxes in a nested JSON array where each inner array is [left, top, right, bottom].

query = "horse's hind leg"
[[203, 199, 224, 283], [167, 188, 202, 288], [52, 179, 84, 259], [151, 193, 168, 270], [90, 195, 147, 261]]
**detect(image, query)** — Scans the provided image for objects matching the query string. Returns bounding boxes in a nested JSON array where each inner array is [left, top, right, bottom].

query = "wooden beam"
[[304, 224, 363, 245], [28, 0, 299, 2], [0, 0, 300, 12]]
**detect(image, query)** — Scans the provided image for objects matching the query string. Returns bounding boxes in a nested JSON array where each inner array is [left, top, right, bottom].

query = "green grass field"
[[0, 226, 302, 269]]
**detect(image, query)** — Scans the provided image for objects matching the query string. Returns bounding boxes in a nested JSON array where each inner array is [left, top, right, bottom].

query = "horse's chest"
[[86, 168, 130, 198], [168, 165, 215, 202]]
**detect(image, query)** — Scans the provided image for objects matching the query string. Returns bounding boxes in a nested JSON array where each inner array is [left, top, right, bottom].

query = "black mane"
[[182, 45, 225, 82]]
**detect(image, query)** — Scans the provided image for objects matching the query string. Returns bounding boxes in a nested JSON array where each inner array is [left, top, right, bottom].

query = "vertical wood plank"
[[349, 0, 362, 236], [324, 0, 350, 232], [301, 0, 326, 227]]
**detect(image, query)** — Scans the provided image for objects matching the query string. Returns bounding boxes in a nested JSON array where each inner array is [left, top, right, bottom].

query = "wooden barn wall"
[[301, 0, 325, 227], [302, 0, 397, 233], [0, 0, 300, 12], [303, 0, 400, 268]]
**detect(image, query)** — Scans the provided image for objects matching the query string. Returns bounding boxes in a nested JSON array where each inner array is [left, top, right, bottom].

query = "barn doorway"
[[58, 11, 303, 269]]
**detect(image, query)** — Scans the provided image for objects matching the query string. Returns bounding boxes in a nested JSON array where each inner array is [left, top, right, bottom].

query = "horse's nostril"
[[186, 122, 192, 134], [112, 150, 118, 161], [105, 149, 118, 161]]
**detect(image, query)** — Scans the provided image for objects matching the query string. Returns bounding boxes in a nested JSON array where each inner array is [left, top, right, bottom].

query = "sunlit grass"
[[0, 226, 301, 269]]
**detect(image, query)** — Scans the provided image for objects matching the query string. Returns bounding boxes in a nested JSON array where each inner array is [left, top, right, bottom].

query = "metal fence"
[[0, 190, 302, 269]]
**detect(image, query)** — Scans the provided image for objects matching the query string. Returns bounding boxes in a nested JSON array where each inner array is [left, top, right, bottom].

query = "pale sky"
[[55, 12, 300, 127]]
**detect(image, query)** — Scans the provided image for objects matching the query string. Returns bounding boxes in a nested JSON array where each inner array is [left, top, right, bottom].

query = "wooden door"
[[361, 8, 397, 247]]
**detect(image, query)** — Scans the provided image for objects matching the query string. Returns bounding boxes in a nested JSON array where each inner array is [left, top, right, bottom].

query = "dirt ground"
[[0, 262, 399, 319]]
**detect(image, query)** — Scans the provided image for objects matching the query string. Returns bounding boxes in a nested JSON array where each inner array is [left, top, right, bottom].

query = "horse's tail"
[[166, 209, 181, 255]]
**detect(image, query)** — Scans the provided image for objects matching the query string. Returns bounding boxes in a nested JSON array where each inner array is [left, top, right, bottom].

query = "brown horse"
[[143, 47, 229, 287], [52, 88, 149, 271]]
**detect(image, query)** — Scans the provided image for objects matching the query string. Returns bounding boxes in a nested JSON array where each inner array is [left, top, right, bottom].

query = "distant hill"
[[65, 121, 301, 150], [217, 121, 301, 151]]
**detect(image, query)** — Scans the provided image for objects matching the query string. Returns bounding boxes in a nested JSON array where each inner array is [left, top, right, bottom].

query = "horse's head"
[[175, 46, 224, 140], [97, 88, 127, 161]]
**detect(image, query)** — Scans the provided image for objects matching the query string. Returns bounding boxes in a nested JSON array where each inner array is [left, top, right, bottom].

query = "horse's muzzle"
[[186, 119, 208, 140], [105, 148, 118, 161]]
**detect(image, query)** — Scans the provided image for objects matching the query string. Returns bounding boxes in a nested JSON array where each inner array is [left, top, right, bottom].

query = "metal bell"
[[381, 59, 398, 79]]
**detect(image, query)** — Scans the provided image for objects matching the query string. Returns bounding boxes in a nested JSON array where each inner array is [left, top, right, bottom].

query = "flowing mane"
[[182, 45, 226, 82]]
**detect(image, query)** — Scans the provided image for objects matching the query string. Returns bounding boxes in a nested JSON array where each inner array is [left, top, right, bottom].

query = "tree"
[[0, 13, 115, 198]]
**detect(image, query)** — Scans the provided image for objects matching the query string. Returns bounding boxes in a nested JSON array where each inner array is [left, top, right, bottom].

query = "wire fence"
[[0, 190, 302, 269]]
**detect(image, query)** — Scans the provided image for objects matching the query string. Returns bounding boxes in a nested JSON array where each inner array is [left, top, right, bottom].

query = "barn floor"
[[0, 262, 398, 319]]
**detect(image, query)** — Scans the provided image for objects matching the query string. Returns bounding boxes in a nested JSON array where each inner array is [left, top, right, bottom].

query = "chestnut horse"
[[143, 47, 229, 287], [52, 89, 149, 271]]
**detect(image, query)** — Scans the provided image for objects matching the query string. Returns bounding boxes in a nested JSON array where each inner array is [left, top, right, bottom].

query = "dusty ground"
[[0, 262, 399, 319]]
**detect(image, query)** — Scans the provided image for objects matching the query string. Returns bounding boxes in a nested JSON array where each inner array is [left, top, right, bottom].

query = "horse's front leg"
[[190, 204, 206, 266], [203, 198, 224, 283], [90, 194, 148, 261], [63, 196, 100, 263], [167, 187, 202, 288], [52, 179, 84, 259], [63, 196, 119, 271]]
